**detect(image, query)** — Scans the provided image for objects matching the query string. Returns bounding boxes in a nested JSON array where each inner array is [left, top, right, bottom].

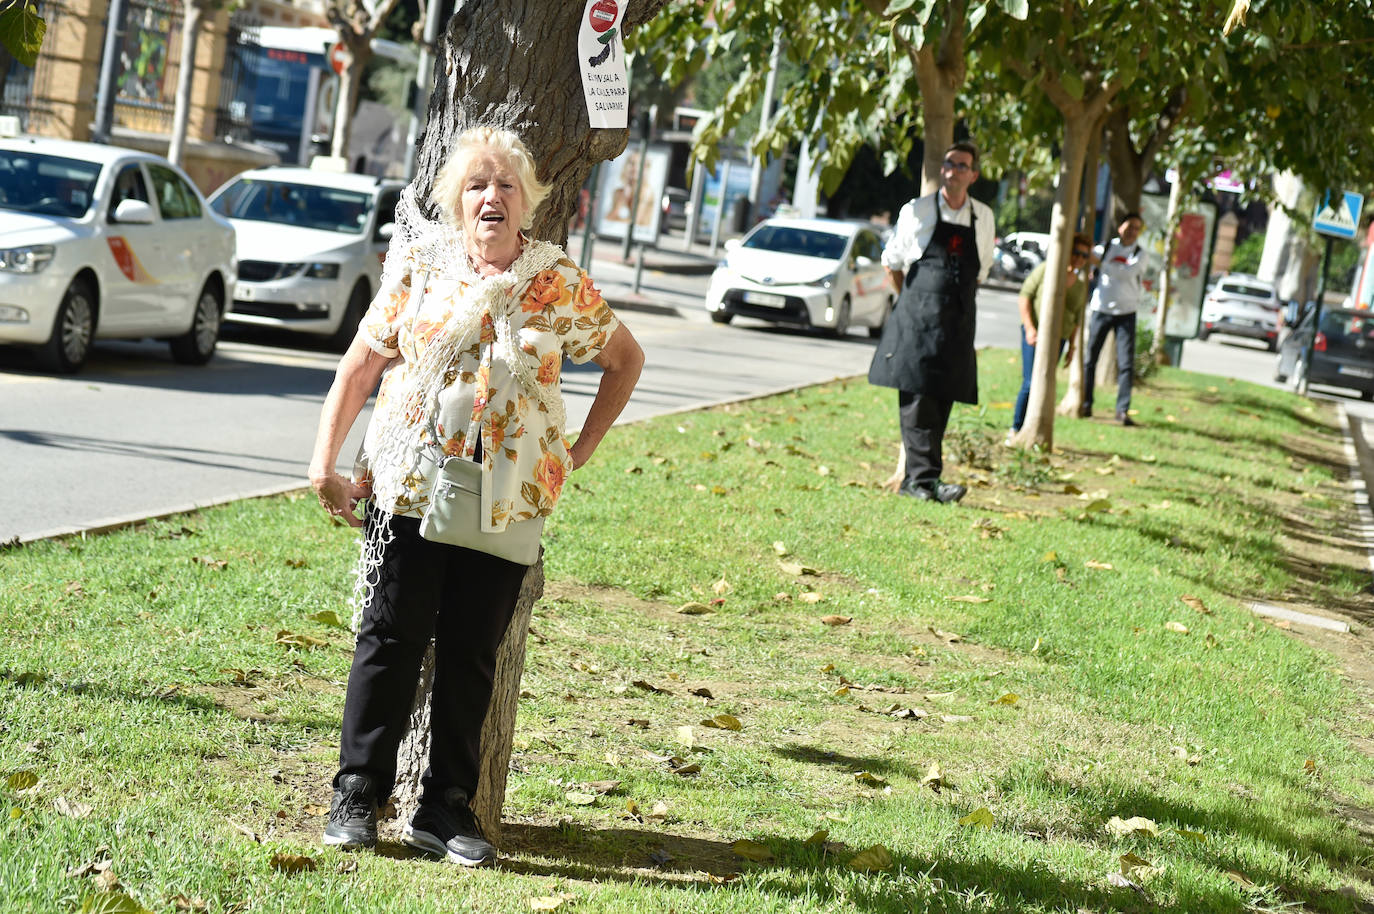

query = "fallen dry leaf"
[[991, 692, 1019, 706], [307, 610, 348, 629], [565, 791, 597, 806], [853, 771, 887, 787], [269, 853, 316, 875], [772, 541, 789, 556], [191, 556, 228, 570], [689, 687, 714, 699], [1119, 852, 1157, 880], [700, 714, 742, 731], [676, 726, 695, 747], [53, 797, 93, 818], [712, 578, 733, 596], [848, 845, 894, 872], [949, 595, 992, 604], [819, 614, 851, 625], [1180, 595, 1211, 615], [1084, 559, 1114, 570], [731, 839, 775, 863], [528, 893, 576, 911], [274, 630, 327, 650], [804, 829, 829, 846], [800, 592, 825, 604], [676, 602, 714, 615], [958, 807, 994, 829], [171, 895, 208, 912], [1174, 827, 1207, 843], [1107, 815, 1159, 838], [5, 771, 38, 791], [1164, 621, 1190, 634], [779, 561, 820, 576], [927, 627, 962, 643], [920, 763, 947, 792], [1225, 870, 1256, 890], [632, 680, 670, 694]]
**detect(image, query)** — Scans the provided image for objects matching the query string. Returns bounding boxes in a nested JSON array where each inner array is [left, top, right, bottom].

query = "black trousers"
[[899, 391, 953, 488], [336, 510, 528, 802], [1082, 311, 1137, 416]]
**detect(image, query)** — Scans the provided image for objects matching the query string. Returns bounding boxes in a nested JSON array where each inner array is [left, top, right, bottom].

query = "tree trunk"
[[386, 0, 668, 842], [1057, 117, 1103, 417], [393, 558, 544, 840], [1151, 173, 1184, 365], [331, 40, 372, 161], [0, 44, 13, 103], [1104, 106, 1144, 221], [167, 0, 204, 167], [1010, 110, 1091, 450]]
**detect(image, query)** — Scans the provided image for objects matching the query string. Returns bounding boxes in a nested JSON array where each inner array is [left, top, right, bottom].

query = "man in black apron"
[[869, 142, 993, 503]]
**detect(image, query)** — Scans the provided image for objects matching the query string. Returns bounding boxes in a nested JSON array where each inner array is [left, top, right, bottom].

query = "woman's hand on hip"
[[311, 471, 370, 527]]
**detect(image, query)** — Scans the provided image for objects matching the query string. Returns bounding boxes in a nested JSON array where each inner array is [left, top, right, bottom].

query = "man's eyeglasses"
[[1071, 248, 1091, 258], [941, 159, 973, 173]]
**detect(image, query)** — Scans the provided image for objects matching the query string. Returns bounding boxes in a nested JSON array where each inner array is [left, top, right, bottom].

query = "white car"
[[0, 135, 236, 372], [209, 167, 403, 348], [704, 217, 892, 337], [1200, 273, 1280, 351]]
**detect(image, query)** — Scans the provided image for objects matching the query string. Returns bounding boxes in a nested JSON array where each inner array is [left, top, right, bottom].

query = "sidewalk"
[[563, 229, 721, 318]]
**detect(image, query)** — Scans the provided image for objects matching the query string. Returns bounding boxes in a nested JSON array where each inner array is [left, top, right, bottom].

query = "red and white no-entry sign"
[[328, 42, 348, 75], [588, 0, 618, 32]]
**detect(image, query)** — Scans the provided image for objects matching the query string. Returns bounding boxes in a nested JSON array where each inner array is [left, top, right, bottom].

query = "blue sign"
[[1313, 189, 1364, 240]]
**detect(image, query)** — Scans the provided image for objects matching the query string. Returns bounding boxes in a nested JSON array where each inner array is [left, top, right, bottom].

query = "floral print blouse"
[[355, 249, 619, 530]]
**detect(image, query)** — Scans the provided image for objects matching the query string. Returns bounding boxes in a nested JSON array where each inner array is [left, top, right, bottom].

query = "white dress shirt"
[[1089, 240, 1147, 315], [881, 191, 996, 284]]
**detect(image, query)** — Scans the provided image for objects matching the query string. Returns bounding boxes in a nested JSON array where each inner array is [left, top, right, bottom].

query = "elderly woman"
[[308, 126, 643, 866]]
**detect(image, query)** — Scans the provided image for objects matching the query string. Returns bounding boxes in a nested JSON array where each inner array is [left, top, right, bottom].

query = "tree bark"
[[1057, 116, 1103, 416], [168, 0, 205, 167], [385, 0, 667, 843], [331, 41, 373, 161]]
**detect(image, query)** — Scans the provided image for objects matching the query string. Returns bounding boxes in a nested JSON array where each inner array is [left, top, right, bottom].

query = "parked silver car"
[[1199, 273, 1280, 350]]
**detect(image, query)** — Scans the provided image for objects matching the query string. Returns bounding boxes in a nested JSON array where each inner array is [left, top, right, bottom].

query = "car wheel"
[[330, 280, 371, 351], [39, 278, 96, 373], [1266, 339, 1278, 353], [710, 309, 733, 325], [1363, 390, 1374, 402], [1292, 356, 1308, 395], [170, 283, 222, 365], [828, 295, 851, 339], [1197, 328, 1210, 341]]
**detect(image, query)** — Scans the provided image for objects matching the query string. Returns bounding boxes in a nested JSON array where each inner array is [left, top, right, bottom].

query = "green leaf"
[[5, 771, 38, 791], [1059, 69, 1084, 101], [0, 3, 46, 68], [998, 0, 1029, 20], [81, 893, 154, 914], [307, 610, 349, 630]]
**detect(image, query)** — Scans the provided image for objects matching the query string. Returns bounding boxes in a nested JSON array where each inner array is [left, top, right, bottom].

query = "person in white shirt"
[[1081, 213, 1146, 425], [869, 142, 995, 504]]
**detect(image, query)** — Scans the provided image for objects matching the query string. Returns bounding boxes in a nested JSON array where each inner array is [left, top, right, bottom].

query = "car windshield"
[[1220, 280, 1272, 299], [743, 225, 847, 261], [210, 179, 373, 234], [0, 150, 102, 218]]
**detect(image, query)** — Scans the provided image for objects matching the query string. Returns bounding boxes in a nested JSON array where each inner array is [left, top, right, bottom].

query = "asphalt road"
[[0, 275, 1023, 544]]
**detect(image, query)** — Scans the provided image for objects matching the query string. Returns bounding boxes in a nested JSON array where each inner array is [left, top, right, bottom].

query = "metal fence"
[[213, 13, 261, 144], [111, 0, 183, 135], [0, 1, 63, 132]]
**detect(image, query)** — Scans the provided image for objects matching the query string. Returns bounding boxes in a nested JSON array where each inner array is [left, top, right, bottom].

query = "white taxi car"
[[0, 134, 236, 372], [209, 167, 403, 348], [703, 217, 892, 337]]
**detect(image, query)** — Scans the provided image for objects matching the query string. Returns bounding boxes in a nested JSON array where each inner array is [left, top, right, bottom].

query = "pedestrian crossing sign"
[[1313, 189, 1364, 240]]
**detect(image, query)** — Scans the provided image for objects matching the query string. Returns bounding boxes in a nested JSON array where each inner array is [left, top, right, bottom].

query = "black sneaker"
[[898, 480, 966, 504], [323, 773, 378, 849], [1116, 413, 1137, 427], [403, 788, 496, 867]]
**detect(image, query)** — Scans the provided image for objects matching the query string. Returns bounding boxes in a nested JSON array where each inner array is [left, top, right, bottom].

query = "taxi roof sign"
[[1314, 189, 1364, 240]]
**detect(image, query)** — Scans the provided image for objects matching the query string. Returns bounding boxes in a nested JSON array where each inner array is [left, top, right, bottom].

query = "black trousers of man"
[[1082, 311, 1137, 417], [336, 510, 528, 803], [899, 391, 954, 488]]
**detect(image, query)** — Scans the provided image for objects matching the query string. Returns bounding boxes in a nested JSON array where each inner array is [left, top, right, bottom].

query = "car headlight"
[[303, 262, 341, 280], [0, 245, 55, 273], [806, 273, 837, 289]]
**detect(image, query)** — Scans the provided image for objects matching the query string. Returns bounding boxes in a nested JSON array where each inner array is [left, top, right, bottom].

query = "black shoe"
[[933, 481, 967, 503], [1116, 413, 1137, 427], [898, 480, 966, 504], [323, 773, 378, 849], [403, 788, 496, 867], [1078, 405, 1092, 418]]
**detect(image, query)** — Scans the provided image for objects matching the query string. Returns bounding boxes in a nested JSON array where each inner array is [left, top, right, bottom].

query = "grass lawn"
[[2, 351, 1373, 914]]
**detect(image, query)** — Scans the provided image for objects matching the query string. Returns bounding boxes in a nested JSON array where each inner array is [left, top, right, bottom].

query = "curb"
[[1337, 404, 1374, 582]]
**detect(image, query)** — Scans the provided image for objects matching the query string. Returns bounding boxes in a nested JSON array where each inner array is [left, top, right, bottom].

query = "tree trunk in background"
[[1010, 112, 1091, 450], [1058, 118, 1103, 416], [387, 0, 668, 839], [167, 0, 204, 167], [331, 42, 373, 161]]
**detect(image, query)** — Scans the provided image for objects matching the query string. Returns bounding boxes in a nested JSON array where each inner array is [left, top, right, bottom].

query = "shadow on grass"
[[0, 667, 338, 731], [500, 820, 1279, 914]]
